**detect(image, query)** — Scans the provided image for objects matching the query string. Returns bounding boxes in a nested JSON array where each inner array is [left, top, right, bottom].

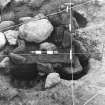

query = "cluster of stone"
[[0, 13, 54, 48], [0, 0, 89, 89]]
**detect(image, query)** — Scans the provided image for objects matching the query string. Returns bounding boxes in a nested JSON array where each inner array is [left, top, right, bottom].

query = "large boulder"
[[19, 19, 53, 43], [4, 30, 19, 45], [0, 32, 6, 49]]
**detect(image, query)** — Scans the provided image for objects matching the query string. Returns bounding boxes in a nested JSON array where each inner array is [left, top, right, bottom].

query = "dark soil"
[[0, 0, 105, 105]]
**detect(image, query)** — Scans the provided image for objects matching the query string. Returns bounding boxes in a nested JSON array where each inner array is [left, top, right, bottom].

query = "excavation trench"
[[0, 7, 89, 89], [9, 54, 90, 89]]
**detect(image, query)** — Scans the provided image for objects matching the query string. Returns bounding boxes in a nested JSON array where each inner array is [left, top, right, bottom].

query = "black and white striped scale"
[[30, 49, 72, 61], [30, 50, 58, 55]]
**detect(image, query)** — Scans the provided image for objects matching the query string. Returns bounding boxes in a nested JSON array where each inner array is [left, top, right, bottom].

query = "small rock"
[[4, 30, 19, 45], [40, 42, 57, 50], [0, 0, 11, 8], [14, 0, 24, 2], [1, 11, 15, 21], [19, 17, 32, 23], [14, 0, 29, 4], [0, 32, 6, 49], [0, 57, 10, 68], [9, 53, 26, 64], [34, 13, 46, 20], [0, 21, 15, 32], [19, 19, 53, 43], [62, 30, 72, 48], [45, 73, 61, 88], [29, 0, 45, 8], [92, 0, 105, 5], [14, 5, 33, 18], [12, 39, 25, 53], [37, 63, 54, 75], [15, 0, 23, 1]]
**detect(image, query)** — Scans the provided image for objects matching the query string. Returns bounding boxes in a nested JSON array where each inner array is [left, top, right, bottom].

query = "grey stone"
[[1, 11, 15, 21], [4, 30, 19, 45], [29, 0, 45, 8], [0, 21, 15, 32], [34, 13, 46, 20], [0, 0, 11, 8], [0, 32, 6, 49], [37, 62, 54, 75], [0, 57, 10, 68], [19, 17, 32, 23], [40, 42, 57, 50], [19, 19, 53, 43], [45, 73, 61, 88]]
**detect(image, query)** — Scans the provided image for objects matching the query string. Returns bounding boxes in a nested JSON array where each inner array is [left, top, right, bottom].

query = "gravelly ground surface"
[[0, 0, 105, 105]]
